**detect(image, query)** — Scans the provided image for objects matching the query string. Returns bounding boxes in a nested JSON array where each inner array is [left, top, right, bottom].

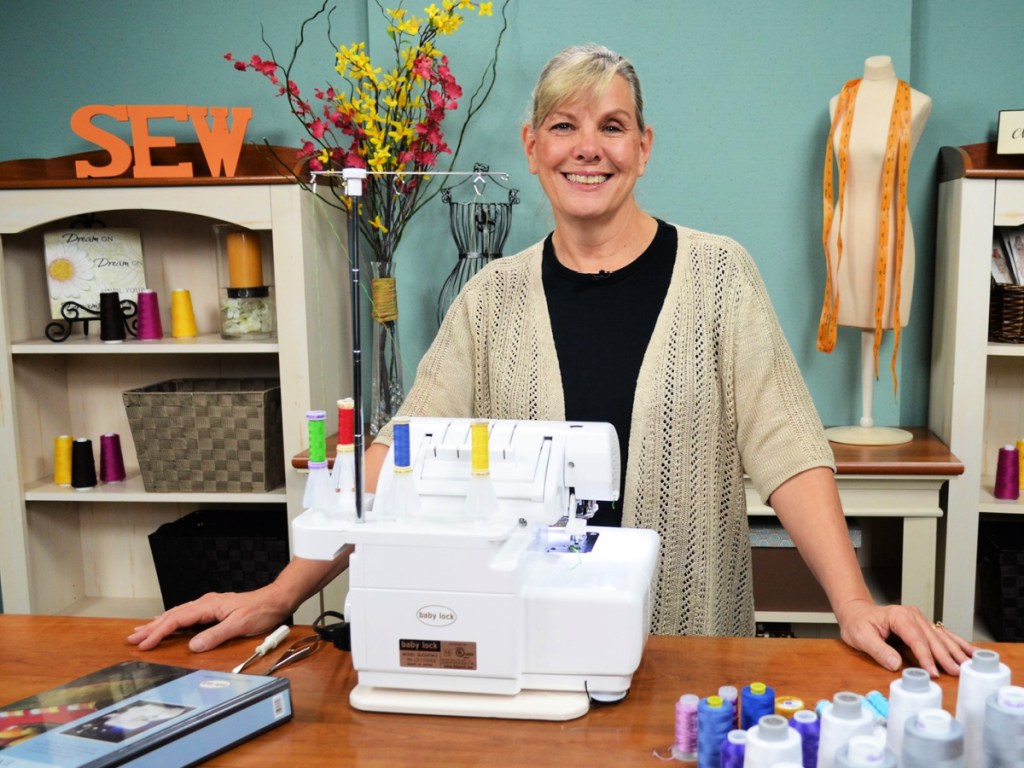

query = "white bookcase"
[[929, 142, 1024, 639], [0, 145, 349, 623]]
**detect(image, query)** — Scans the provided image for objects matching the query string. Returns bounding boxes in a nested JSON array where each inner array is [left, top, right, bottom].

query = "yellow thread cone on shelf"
[[1017, 438, 1024, 491], [54, 434, 74, 486], [170, 288, 198, 338]]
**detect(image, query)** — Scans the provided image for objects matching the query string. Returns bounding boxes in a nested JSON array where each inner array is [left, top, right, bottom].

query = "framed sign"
[[43, 229, 147, 319], [997, 109, 1024, 155]]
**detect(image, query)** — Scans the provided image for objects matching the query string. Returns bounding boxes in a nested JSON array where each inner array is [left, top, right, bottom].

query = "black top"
[[542, 220, 677, 526]]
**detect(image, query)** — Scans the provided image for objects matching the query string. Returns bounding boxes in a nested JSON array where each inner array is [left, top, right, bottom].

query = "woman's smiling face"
[[522, 74, 653, 229]]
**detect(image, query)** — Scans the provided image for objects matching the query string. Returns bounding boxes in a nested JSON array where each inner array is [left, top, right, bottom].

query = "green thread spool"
[[307, 410, 327, 464]]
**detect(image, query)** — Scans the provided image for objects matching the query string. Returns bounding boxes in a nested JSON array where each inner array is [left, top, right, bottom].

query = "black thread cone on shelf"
[[99, 291, 126, 343], [71, 437, 97, 489]]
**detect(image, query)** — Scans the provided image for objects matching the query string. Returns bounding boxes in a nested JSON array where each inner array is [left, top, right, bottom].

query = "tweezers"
[[266, 634, 321, 674]]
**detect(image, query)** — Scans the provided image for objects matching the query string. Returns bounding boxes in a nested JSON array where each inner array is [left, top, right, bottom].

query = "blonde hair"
[[528, 44, 645, 130]]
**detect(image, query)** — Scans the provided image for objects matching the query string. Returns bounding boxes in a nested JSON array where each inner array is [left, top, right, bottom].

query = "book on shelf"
[[0, 659, 291, 767]]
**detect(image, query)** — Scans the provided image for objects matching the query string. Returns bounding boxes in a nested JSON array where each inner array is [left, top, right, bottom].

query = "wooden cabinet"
[[929, 142, 1024, 638], [0, 145, 349, 622]]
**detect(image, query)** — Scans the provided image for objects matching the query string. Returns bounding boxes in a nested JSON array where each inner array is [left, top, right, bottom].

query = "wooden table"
[[0, 615, 1011, 767]]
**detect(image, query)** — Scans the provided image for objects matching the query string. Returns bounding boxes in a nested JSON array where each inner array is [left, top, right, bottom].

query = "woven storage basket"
[[123, 377, 284, 492], [149, 507, 290, 611], [989, 283, 1024, 342], [978, 520, 1024, 641]]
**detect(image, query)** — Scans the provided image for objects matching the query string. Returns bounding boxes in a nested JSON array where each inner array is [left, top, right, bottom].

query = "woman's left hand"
[[835, 598, 976, 676]]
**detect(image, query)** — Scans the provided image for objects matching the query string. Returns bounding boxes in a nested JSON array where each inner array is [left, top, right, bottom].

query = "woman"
[[130, 44, 973, 676]]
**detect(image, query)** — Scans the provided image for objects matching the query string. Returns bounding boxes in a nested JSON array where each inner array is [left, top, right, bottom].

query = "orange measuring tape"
[[817, 78, 912, 396]]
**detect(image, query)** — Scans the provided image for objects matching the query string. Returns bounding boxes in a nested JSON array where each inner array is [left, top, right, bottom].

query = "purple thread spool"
[[136, 289, 164, 340], [994, 445, 1020, 500], [99, 433, 126, 483]]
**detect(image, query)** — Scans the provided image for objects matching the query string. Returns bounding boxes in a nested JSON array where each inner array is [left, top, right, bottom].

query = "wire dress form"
[[437, 164, 518, 326]]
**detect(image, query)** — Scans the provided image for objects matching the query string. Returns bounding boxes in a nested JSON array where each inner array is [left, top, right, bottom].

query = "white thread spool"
[[981, 685, 1024, 768], [743, 714, 802, 768], [888, 667, 943, 760], [956, 649, 1011, 768], [836, 734, 898, 768], [902, 708, 964, 768], [818, 692, 876, 768]]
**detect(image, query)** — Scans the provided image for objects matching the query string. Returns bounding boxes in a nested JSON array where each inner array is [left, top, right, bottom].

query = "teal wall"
[[2, 0, 1023, 432]]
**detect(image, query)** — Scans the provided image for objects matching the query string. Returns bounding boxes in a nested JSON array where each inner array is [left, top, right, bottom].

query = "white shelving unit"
[[929, 142, 1024, 639], [0, 145, 349, 623]]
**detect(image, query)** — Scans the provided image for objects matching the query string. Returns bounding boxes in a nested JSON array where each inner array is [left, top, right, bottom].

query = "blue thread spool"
[[790, 708, 821, 768], [719, 729, 747, 768], [741, 681, 776, 729], [393, 417, 411, 469], [696, 695, 733, 768], [865, 690, 889, 722]]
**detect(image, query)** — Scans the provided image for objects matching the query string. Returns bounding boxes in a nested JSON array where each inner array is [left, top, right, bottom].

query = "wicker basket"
[[123, 377, 284, 492], [989, 283, 1024, 342]]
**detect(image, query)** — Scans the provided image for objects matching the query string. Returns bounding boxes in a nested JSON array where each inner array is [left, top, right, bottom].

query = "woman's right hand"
[[126, 580, 297, 652], [126, 551, 352, 652]]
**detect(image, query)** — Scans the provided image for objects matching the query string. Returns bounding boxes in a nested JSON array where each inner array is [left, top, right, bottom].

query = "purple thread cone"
[[994, 445, 1020, 500], [136, 289, 164, 340], [99, 432, 126, 483]]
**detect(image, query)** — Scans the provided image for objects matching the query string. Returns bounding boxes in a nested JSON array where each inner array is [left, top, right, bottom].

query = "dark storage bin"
[[978, 520, 1024, 641], [149, 507, 290, 611]]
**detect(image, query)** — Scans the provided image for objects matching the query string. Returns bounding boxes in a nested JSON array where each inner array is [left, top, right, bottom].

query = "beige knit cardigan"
[[377, 224, 835, 637]]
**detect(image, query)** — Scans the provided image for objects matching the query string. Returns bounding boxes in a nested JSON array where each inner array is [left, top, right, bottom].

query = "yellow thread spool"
[[54, 434, 74, 486], [170, 288, 198, 338], [1016, 438, 1024, 491], [775, 695, 805, 718], [470, 420, 489, 476]]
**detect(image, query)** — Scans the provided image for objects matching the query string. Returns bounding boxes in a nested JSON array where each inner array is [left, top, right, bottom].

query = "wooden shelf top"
[[0, 143, 308, 189], [940, 141, 1024, 182], [828, 427, 962, 476]]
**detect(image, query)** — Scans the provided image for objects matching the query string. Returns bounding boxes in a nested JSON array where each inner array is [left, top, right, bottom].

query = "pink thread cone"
[[136, 289, 164, 340], [994, 445, 1020, 500], [99, 433, 126, 483]]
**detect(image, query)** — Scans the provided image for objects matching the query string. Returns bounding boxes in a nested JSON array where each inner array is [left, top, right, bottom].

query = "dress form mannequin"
[[821, 55, 932, 446]]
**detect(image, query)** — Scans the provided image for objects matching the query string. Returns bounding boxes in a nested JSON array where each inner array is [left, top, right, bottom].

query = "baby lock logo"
[[417, 605, 457, 627]]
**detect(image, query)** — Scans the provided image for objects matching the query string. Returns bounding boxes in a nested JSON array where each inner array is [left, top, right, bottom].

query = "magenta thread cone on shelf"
[[136, 289, 164, 340], [994, 445, 1020, 500], [99, 432, 126, 483]]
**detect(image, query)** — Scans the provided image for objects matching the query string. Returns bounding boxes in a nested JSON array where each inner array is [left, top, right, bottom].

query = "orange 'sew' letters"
[[70, 105, 253, 179]]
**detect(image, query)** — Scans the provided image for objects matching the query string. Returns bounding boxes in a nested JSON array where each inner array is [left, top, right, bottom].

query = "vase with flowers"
[[227, 0, 508, 433]]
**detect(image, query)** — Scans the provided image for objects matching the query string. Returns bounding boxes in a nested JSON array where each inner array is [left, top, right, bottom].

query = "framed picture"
[[992, 233, 1016, 285], [1000, 225, 1024, 286], [43, 228, 147, 319], [997, 109, 1024, 155]]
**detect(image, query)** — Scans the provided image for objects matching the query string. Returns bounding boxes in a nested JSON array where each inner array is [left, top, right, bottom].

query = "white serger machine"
[[292, 417, 660, 720]]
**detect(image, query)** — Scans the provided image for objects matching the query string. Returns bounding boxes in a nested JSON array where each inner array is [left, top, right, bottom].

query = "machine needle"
[[232, 625, 291, 674]]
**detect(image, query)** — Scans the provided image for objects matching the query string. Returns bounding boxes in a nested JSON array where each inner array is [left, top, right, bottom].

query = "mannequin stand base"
[[825, 425, 913, 446]]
